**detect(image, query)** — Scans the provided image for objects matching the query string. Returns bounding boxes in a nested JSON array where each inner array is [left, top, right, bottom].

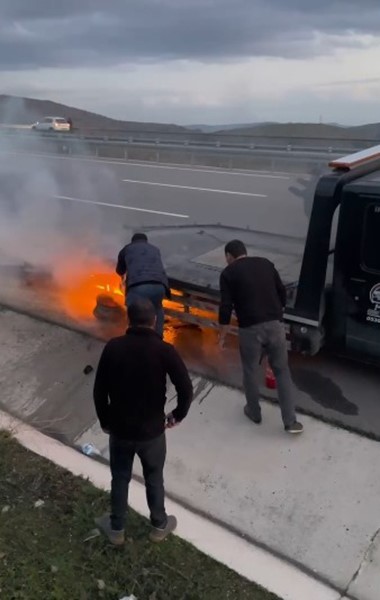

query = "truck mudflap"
[[165, 282, 324, 356]]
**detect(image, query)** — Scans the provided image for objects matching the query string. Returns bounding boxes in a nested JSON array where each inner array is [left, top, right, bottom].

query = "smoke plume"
[[0, 98, 129, 288]]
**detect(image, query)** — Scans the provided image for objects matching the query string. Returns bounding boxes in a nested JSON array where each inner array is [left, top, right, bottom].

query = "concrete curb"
[[0, 409, 341, 600]]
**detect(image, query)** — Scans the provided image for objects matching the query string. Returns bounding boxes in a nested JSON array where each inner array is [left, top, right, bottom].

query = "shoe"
[[95, 513, 125, 546], [149, 515, 177, 543], [285, 421, 304, 434], [244, 405, 262, 425]]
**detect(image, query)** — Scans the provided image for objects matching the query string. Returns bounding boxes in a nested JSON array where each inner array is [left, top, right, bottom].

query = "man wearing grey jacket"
[[116, 233, 170, 337]]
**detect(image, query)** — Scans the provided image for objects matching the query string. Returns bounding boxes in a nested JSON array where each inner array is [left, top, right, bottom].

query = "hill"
[[186, 123, 272, 133], [348, 123, 380, 138], [214, 121, 380, 141], [0, 95, 189, 134]]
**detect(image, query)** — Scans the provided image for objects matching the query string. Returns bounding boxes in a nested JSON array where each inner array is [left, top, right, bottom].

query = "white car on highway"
[[32, 117, 71, 132]]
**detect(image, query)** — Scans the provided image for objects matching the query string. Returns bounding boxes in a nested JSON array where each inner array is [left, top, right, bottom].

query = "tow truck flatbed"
[[145, 224, 305, 303], [144, 146, 380, 365]]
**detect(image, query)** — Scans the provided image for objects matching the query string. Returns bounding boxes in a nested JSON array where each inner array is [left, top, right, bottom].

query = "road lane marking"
[[120, 162, 289, 179], [53, 195, 189, 219], [122, 179, 267, 197]]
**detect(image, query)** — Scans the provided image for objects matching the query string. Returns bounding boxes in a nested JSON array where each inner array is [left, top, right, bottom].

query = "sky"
[[1, 0, 380, 125]]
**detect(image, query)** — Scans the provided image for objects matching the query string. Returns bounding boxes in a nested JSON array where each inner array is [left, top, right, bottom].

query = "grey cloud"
[[0, 0, 379, 71]]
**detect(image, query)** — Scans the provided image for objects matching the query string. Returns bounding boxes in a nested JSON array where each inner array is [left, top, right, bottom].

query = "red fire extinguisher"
[[265, 359, 277, 390]]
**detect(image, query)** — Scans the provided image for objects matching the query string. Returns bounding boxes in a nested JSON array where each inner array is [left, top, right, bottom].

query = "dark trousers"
[[238, 320, 296, 427], [127, 283, 166, 337], [109, 433, 167, 531]]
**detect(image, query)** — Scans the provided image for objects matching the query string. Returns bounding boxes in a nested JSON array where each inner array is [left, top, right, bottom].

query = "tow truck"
[[153, 145, 380, 367]]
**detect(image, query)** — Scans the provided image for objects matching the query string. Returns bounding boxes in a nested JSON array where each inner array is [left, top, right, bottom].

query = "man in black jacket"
[[218, 239, 303, 434], [93, 298, 193, 545], [116, 232, 170, 337]]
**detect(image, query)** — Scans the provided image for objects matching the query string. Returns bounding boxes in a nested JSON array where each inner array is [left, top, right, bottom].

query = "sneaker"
[[285, 421, 304, 434], [244, 405, 262, 425], [95, 513, 125, 546], [149, 515, 177, 543]]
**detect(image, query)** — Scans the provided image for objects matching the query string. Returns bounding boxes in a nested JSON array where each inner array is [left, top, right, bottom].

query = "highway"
[[0, 151, 313, 243], [2, 150, 380, 438]]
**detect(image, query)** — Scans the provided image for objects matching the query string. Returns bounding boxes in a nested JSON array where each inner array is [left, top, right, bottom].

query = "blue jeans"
[[127, 283, 166, 337]]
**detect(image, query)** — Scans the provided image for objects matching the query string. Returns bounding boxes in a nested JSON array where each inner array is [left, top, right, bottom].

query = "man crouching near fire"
[[116, 232, 170, 338]]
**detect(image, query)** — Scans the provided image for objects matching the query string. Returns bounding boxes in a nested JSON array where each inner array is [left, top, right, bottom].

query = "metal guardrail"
[[0, 127, 369, 172], [1, 122, 378, 147], [0, 127, 371, 155]]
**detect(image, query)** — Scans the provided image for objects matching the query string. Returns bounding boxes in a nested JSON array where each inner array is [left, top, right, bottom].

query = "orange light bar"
[[329, 145, 380, 171]]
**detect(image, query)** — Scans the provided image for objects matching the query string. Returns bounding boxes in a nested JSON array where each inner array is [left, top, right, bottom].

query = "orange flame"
[[58, 261, 125, 320], [54, 261, 219, 332]]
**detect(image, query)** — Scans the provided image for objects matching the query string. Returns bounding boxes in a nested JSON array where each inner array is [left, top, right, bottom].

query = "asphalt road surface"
[[1, 150, 380, 439], [0, 151, 314, 242]]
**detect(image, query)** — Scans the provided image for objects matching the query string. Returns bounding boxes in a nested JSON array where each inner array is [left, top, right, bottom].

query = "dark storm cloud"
[[0, 0, 379, 70]]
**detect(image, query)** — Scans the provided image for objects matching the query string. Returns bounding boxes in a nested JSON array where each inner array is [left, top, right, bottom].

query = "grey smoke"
[[0, 98, 128, 286]]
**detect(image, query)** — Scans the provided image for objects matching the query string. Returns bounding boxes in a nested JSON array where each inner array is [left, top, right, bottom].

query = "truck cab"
[[290, 146, 380, 364], [330, 172, 380, 359]]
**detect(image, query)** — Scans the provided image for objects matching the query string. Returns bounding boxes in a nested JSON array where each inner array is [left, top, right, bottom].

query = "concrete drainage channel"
[[2, 307, 380, 600]]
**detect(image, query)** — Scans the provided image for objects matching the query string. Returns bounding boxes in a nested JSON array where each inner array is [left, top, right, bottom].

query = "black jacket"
[[93, 328, 193, 441], [219, 256, 286, 328]]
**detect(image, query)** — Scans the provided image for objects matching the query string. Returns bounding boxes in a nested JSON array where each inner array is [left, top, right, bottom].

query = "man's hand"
[[218, 326, 228, 349], [119, 275, 126, 294], [165, 413, 178, 429]]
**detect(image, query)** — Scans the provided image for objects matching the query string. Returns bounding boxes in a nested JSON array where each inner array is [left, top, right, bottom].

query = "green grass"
[[0, 431, 280, 600]]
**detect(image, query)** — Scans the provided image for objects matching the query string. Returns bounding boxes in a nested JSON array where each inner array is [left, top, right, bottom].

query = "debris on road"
[[83, 528, 101, 542], [81, 443, 101, 456]]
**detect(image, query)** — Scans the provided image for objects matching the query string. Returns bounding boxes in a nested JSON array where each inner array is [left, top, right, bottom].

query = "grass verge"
[[0, 431, 280, 600]]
